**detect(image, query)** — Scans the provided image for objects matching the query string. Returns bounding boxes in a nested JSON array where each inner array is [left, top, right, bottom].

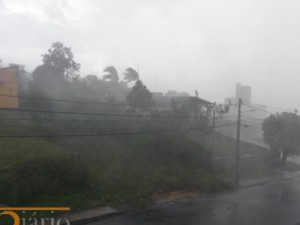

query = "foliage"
[[12, 155, 90, 204], [42, 41, 80, 80], [0, 139, 67, 204], [262, 112, 300, 165], [0, 132, 229, 209], [127, 80, 153, 113], [30, 64, 57, 95], [102, 66, 119, 83], [1, 41, 231, 210], [79, 133, 224, 208], [30, 42, 81, 98], [123, 67, 139, 83]]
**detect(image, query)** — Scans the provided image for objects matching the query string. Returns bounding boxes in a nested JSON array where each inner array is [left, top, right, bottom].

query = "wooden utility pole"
[[235, 98, 242, 187], [211, 107, 216, 154]]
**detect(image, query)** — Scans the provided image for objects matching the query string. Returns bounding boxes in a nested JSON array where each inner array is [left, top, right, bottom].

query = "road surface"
[[88, 178, 300, 225]]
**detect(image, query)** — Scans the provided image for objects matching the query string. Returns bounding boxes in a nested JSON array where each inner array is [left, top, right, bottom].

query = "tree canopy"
[[127, 80, 152, 113], [123, 67, 139, 83], [42, 41, 80, 80], [103, 66, 119, 83], [262, 112, 300, 165], [30, 42, 81, 98]]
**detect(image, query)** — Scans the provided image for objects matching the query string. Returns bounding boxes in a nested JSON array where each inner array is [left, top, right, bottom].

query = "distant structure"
[[236, 82, 251, 104], [8, 63, 25, 72], [151, 91, 212, 119], [224, 83, 267, 122], [225, 82, 251, 105]]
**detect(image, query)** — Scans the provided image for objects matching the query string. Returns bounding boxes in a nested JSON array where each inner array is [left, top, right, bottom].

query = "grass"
[[198, 132, 280, 183], [0, 133, 231, 212]]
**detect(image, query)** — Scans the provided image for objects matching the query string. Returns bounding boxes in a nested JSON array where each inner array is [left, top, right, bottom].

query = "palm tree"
[[123, 67, 139, 83], [103, 66, 119, 83]]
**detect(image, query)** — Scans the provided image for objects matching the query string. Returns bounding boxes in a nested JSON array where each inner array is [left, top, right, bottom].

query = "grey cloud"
[[1, 0, 300, 109]]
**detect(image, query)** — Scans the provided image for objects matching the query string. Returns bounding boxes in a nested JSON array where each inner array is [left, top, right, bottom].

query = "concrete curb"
[[68, 210, 131, 225], [239, 173, 300, 190]]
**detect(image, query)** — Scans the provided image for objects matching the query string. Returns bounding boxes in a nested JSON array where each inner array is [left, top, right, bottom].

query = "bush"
[[12, 155, 90, 204], [0, 175, 14, 204]]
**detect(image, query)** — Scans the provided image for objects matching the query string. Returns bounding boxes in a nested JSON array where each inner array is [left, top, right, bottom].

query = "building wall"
[[236, 82, 251, 104], [0, 66, 19, 108]]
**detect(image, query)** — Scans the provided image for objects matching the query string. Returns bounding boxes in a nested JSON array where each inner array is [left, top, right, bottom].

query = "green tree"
[[127, 80, 152, 113], [29, 42, 80, 108], [31, 42, 80, 91], [103, 66, 119, 83], [42, 41, 80, 80], [123, 67, 139, 83], [262, 112, 300, 166]]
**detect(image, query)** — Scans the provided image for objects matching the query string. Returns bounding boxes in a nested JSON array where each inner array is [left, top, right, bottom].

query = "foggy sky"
[[1, 0, 300, 110]]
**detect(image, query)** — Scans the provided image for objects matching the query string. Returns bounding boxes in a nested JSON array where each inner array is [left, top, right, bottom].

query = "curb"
[[239, 174, 300, 190], [67, 210, 131, 225]]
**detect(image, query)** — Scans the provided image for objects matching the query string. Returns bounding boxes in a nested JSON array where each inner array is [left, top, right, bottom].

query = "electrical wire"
[[0, 93, 213, 107], [0, 123, 235, 138], [0, 107, 204, 119], [241, 115, 264, 121]]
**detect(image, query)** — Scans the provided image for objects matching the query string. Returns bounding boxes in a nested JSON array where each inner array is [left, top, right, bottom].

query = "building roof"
[[152, 95, 212, 106]]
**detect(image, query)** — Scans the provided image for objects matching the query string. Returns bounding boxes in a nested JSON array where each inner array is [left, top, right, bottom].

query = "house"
[[151, 92, 213, 119]]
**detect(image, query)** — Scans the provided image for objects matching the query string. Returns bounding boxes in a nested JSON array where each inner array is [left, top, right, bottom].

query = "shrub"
[[12, 155, 90, 204]]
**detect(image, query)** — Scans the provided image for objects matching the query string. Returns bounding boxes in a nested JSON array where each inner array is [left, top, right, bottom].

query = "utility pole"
[[211, 107, 216, 155], [210, 107, 216, 170], [235, 98, 242, 187]]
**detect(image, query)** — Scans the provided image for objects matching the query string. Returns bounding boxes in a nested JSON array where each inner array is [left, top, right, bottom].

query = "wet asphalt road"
[[88, 178, 300, 225]]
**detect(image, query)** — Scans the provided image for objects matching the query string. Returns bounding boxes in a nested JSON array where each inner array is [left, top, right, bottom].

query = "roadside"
[[56, 129, 300, 225], [63, 168, 300, 225]]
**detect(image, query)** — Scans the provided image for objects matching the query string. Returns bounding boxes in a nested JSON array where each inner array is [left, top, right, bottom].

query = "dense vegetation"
[[0, 42, 230, 209], [263, 112, 300, 166]]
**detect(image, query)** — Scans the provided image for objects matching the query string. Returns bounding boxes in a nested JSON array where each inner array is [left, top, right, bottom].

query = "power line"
[[250, 102, 296, 112], [0, 130, 177, 138], [0, 93, 213, 108], [0, 107, 211, 120], [241, 115, 265, 121], [215, 122, 237, 127], [0, 123, 235, 138], [0, 123, 236, 138], [241, 123, 262, 129], [0, 112, 237, 124], [0, 93, 149, 107], [241, 119, 263, 125], [243, 103, 278, 114], [0, 117, 183, 123], [1, 122, 236, 131], [219, 115, 237, 118], [242, 123, 262, 128], [0, 125, 135, 131], [0, 122, 184, 130]]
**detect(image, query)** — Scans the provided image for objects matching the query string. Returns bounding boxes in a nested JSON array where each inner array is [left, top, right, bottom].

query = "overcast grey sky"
[[1, 0, 300, 110]]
